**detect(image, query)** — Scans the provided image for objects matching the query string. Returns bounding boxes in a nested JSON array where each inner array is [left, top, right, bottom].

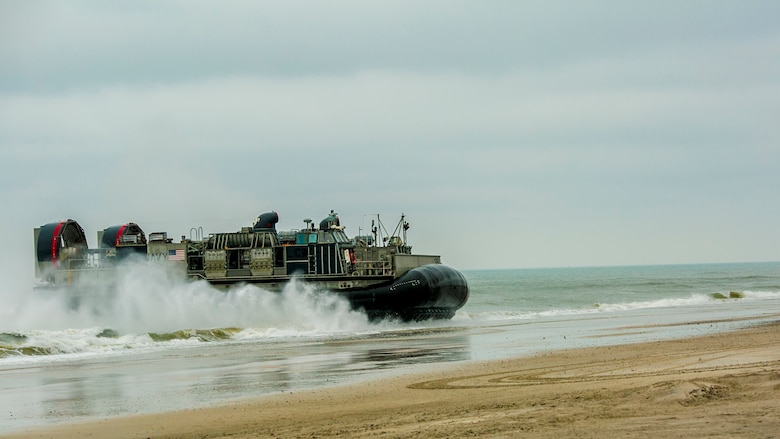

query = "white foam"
[[1, 259, 380, 362], [461, 290, 780, 322]]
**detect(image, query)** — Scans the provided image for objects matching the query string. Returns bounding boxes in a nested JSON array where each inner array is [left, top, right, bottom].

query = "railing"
[[190, 227, 204, 241], [354, 260, 394, 276]]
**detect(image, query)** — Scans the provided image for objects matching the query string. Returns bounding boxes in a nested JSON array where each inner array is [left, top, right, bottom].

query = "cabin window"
[[296, 233, 318, 245]]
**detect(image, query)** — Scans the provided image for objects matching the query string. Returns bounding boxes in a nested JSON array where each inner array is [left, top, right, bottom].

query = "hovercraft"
[[33, 211, 469, 321]]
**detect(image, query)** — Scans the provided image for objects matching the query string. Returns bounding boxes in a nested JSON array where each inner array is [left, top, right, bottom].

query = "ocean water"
[[463, 262, 780, 317], [1, 261, 779, 432]]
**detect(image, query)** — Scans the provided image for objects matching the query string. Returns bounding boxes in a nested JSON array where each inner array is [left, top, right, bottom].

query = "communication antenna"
[[388, 213, 409, 245]]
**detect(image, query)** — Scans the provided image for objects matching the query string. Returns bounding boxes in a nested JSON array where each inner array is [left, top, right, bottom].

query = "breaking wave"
[[456, 290, 780, 322]]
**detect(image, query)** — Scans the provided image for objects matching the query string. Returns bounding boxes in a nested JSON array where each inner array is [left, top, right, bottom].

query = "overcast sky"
[[1, 1, 779, 280]]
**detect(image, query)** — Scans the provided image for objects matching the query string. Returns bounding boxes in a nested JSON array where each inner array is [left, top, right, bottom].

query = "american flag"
[[168, 249, 185, 261]]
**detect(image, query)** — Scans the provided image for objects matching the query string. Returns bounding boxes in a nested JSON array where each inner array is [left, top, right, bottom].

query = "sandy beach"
[[7, 320, 779, 439]]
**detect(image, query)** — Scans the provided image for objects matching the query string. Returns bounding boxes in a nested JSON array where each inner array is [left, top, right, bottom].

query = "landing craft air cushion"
[[34, 211, 469, 321]]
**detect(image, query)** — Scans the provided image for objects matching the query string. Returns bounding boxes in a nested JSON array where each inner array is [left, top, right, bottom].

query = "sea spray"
[[105, 258, 371, 334], [1, 258, 377, 360]]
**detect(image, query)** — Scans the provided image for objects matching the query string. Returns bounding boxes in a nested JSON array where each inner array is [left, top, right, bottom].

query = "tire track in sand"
[[408, 353, 780, 390]]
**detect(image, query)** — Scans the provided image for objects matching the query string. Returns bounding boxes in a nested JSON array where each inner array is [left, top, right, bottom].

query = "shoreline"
[[6, 320, 779, 438]]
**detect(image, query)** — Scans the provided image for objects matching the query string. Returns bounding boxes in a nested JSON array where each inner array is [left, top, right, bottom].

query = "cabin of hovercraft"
[[33, 211, 440, 289]]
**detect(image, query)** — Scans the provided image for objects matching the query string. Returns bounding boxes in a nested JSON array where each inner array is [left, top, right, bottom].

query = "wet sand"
[[7, 320, 779, 438]]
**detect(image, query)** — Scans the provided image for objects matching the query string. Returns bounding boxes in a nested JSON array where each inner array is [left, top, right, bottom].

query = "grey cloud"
[[3, 1, 780, 92], [2, 1, 779, 270]]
